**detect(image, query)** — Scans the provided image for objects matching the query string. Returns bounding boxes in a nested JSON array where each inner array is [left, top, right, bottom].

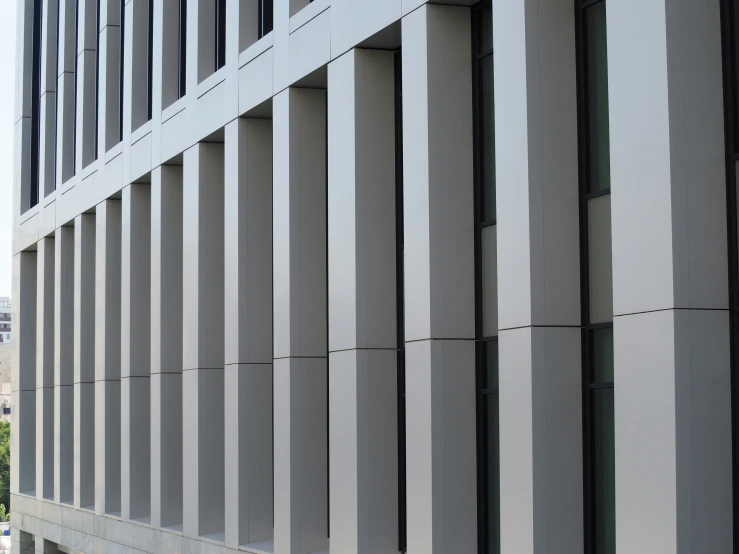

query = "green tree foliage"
[[0, 421, 10, 514]]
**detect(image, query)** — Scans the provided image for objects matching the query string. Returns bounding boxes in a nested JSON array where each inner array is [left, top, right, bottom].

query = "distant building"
[[0, 343, 9, 422], [0, 297, 10, 344], [0, 298, 10, 422]]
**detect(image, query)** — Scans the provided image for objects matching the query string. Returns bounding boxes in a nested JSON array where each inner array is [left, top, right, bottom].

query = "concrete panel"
[[273, 357, 328, 554], [401, 5, 474, 342], [405, 339, 476, 554]]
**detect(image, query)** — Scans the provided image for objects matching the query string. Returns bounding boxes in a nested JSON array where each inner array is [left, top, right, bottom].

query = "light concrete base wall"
[[11, 493, 275, 554]]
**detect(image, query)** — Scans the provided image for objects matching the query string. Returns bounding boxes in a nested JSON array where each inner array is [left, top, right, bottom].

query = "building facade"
[[8, 0, 736, 553], [0, 297, 13, 344]]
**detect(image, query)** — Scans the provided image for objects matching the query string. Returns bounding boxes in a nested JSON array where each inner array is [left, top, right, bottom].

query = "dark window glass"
[[481, 54, 495, 222], [592, 388, 615, 554], [119, 0, 125, 142], [216, 0, 226, 70], [578, 2, 615, 553], [54, 0, 61, 189], [30, 0, 43, 207], [147, 0, 153, 120], [474, 3, 498, 554], [485, 391, 500, 554], [591, 327, 614, 383], [475, 3, 495, 223], [483, 340, 498, 391], [179, 0, 187, 98], [585, 2, 610, 194], [394, 49, 407, 554], [73, 0, 79, 173], [732, 2, 739, 151], [259, 0, 273, 38], [95, 0, 100, 159]]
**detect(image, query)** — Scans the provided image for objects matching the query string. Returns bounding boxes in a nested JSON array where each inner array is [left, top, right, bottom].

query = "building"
[[0, 341, 10, 423], [8, 0, 737, 553], [0, 297, 12, 345]]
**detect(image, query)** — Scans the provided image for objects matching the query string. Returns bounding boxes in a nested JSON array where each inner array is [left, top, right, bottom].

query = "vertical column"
[[94, 200, 122, 516], [326, 49, 398, 554], [401, 6, 476, 553], [36, 236, 55, 500], [56, 0, 77, 183], [75, 0, 98, 170], [608, 1, 732, 552], [272, 87, 328, 554], [121, 183, 151, 522], [99, 0, 122, 152], [93, 201, 122, 517], [182, 143, 225, 540], [223, 118, 273, 549], [54, 225, 75, 504], [12, 251, 38, 496], [151, 165, 184, 531], [73, 213, 95, 509], [39, 0, 59, 196], [494, 0, 584, 553]]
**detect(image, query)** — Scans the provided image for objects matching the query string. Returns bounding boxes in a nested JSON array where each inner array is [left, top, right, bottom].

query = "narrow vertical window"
[[119, 0, 125, 142], [94, 0, 100, 160], [147, 0, 153, 120], [178, 0, 187, 98], [215, 0, 226, 71], [394, 48, 407, 554], [576, 1, 615, 554], [73, 0, 79, 175], [54, 0, 61, 189], [720, 0, 739, 546], [473, 2, 499, 553], [259, 0, 273, 38], [30, 0, 43, 208]]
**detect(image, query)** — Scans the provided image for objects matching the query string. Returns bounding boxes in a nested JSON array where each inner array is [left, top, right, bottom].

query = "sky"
[[0, 2, 15, 298]]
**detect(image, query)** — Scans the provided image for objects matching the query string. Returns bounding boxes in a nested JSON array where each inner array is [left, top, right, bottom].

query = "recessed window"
[[29, 0, 43, 209], [216, 0, 226, 70], [473, 2, 499, 554], [576, 1, 615, 553]]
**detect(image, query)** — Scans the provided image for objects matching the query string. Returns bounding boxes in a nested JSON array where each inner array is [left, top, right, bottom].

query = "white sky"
[[0, 3, 16, 298]]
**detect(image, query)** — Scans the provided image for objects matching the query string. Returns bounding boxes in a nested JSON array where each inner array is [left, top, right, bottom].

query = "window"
[[73, 0, 79, 170], [30, 0, 43, 209], [3, 407, 9, 416], [394, 48, 407, 554], [720, 0, 739, 547], [147, 0, 154, 121], [215, 0, 226, 71], [473, 3, 499, 554], [259, 0, 273, 39], [576, 1, 615, 553], [179, 0, 187, 97], [92, 0, 100, 160], [119, 0, 125, 142], [54, 0, 61, 189]]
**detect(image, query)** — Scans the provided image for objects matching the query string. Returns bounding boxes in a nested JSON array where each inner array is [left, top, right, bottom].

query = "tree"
[[0, 421, 10, 514]]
